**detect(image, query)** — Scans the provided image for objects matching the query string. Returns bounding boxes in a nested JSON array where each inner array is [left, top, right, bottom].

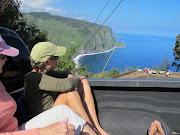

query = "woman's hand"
[[39, 118, 75, 135], [68, 74, 86, 81], [76, 75, 86, 81]]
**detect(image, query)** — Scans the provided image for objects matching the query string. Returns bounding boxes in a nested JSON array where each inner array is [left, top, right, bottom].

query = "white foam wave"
[[73, 46, 126, 69]]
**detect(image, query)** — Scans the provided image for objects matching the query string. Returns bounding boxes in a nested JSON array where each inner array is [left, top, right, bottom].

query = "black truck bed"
[[88, 78, 180, 135]]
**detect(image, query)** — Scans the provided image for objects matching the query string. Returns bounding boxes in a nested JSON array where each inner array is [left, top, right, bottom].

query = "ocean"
[[76, 33, 177, 74]]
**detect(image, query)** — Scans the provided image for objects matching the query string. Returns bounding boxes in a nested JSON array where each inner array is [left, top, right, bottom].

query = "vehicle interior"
[[1, 27, 180, 135], [0, 27, 31, 92]]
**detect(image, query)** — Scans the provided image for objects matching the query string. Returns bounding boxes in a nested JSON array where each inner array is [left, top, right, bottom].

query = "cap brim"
[[0, 44, 19, 57], [54, 46, 66, 57]]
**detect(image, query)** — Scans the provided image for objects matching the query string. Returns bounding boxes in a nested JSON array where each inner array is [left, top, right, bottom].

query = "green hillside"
[[23, 12, 126, 54]]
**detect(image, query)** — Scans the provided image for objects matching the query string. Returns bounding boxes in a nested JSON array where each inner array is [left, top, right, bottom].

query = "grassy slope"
[[24, 12, 126, 54]]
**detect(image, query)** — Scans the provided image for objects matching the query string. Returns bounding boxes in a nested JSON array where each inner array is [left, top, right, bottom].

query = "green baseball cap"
[[30, 42, 66, 63]]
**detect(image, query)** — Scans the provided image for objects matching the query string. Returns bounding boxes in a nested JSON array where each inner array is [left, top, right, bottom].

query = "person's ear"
[[44, 60, 48, 64]]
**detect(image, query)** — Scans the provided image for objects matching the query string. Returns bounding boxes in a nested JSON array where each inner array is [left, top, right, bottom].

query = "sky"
[[20, 0, 180, 37]]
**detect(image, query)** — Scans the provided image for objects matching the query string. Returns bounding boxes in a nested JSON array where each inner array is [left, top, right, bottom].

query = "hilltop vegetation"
[[23, 12, 126, 55], [172, 34, 180, 71], [0, 1, 48, 51]]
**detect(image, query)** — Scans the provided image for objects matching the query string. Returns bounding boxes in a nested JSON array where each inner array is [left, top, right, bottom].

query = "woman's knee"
[[68, 74, 74, 78], [77, 79, 91, 97], [64, 90, 80, 100], [55, 91, 80, 105], [81, 78, 89, 85]]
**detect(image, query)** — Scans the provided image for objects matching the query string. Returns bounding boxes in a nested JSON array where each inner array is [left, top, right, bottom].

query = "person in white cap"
[[0, 35, 97, 135]]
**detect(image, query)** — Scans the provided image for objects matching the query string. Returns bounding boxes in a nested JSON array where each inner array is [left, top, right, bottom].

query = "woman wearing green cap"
[[0, 36, 97, 135], [24, 42, 108, 135]]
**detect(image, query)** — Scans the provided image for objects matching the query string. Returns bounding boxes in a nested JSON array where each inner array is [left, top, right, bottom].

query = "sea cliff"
[[23, 12, 126, 54]]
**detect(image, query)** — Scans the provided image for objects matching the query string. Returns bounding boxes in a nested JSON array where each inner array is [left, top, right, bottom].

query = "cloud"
[[75, 16, 87, 20], [19, 0, 66, 15], [20, 0, 52, 9], [45, 7, 65, 14], [19, 0, 86, 20]]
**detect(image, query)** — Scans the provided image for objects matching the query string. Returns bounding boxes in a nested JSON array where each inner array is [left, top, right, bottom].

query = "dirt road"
[[117, 70, 180, 79]]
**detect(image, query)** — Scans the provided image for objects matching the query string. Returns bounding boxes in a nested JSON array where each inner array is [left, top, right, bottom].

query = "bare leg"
[[52, 90, 100, 134], [81, 124, 97, 135], [52, 90, 91, 124], [76, 79, 108, 135]]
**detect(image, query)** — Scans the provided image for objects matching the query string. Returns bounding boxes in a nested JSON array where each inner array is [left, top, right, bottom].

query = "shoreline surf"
[[73, 46, 127, 68]]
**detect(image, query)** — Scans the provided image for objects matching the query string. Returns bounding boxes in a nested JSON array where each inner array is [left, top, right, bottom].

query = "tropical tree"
[[136, 65, 140, 69], [57, 45, 79, 72], [91, 68, 122, 78], [172, 34, 180, 71], [0, 0, 48, 50], [0, 0, 20, 27], [152, 64, 159, 71], [56, 45, 92, 77], [124, 65, 134, 73], [109, 68, 122, 77], [76, 65, 93, 78], [159, 54, 170, 71]]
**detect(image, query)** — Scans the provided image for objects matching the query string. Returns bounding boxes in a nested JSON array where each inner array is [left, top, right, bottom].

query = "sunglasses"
[[49, 56, 59, 60], [0, 54, 7, 59]]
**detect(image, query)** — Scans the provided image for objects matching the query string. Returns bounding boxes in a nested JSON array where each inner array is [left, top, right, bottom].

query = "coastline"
[[73, 46, 126, 68]]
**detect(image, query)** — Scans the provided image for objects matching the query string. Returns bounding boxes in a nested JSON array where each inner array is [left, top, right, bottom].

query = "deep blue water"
[[79, 33, 176, 74]]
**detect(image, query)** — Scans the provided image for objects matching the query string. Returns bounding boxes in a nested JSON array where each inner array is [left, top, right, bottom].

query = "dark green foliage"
[[152, 65, 159, 71], [172, 34, 180, 71], [75, 65, 93, 78], [152, 55, 170, 71], [56, 45, 92, 77], [0, 0, 48, 51], [91, 68, 122, 78], [136, 65, 140, 69], [124, 65, 134, 73], [108, 68, 122, 77], [0, 0, 20, 27], [57, 45, 78, 71], [15, 18, 48, 50], [160, 54, 170, 71]]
